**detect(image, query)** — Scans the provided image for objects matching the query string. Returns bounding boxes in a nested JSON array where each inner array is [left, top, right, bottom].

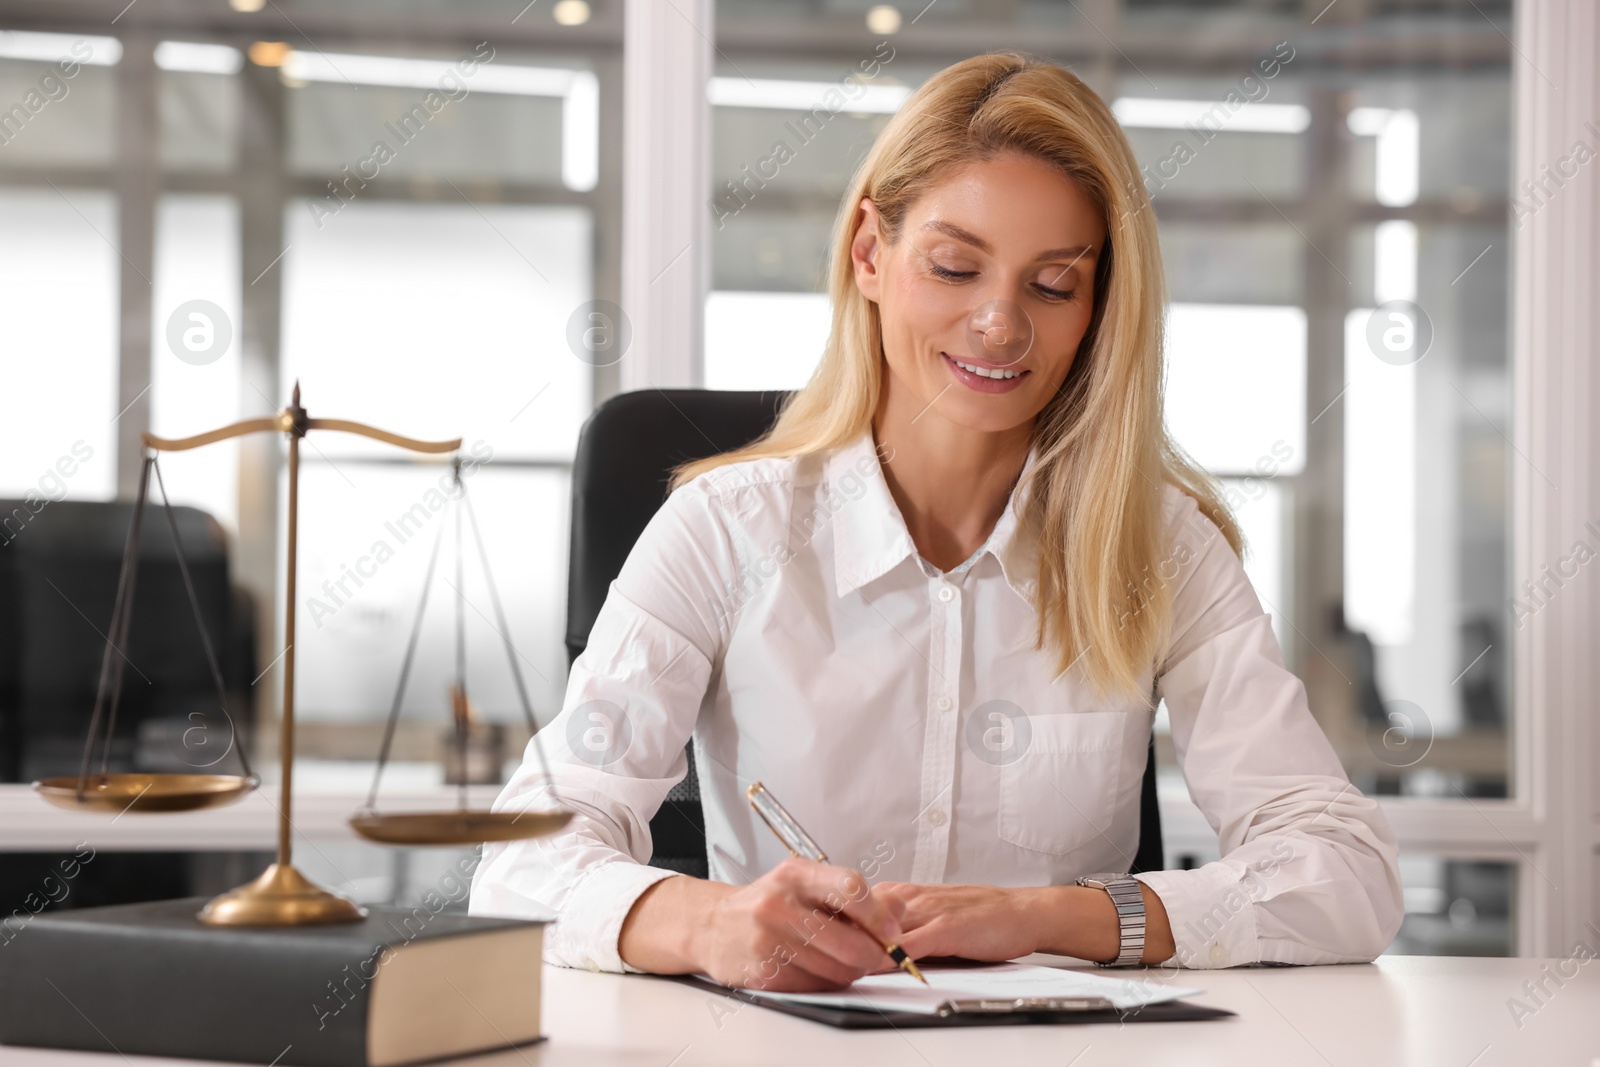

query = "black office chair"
[[0, 500, 258, 784], [0, 498, 259, 917], [565, 389, 1164, 878]]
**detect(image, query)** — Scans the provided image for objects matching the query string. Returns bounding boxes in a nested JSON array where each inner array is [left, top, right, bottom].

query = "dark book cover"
[[0, 896, 547, 1067]]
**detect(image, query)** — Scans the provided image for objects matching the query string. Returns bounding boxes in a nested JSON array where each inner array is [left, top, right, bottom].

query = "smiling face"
[[851, 150, 1108, 435]]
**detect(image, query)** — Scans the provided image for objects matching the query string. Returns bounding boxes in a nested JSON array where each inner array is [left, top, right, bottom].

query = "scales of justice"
[[32, 384, 571, 926]]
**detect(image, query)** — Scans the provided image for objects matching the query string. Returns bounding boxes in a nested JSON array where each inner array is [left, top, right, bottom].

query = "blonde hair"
[[670, 50, 1244, 706]]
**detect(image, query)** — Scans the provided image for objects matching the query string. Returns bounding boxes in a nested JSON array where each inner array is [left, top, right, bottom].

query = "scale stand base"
[[198, 862, 368, 926]]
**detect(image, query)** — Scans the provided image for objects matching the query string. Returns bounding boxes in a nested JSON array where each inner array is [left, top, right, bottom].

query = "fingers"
[[708, 916, 863, 992], [716, 940, 855, 992], [793, 905, 894, 973], [786, 859, 904, 948], [747, 957, 854, 993], [708, 861, 928, 992], [871, 881, 931, 929], [894, 916, 949, 960], [784, 937, 876, 987], [871, 881, 912, 910], [722, 911, 883, 989], [770, 859, 899, 973]]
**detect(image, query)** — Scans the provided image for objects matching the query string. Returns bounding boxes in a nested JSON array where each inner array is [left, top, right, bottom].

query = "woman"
[[470, 51, 1404, 991]]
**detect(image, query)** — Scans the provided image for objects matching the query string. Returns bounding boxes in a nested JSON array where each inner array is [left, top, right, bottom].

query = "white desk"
[[6, 954, 1596, 1067], [0, 779, 1224, 858], [0, 773, 506, 850]]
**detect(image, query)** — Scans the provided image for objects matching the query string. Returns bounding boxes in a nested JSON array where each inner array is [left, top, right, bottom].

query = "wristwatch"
[[1074, 872, 1146, 967]]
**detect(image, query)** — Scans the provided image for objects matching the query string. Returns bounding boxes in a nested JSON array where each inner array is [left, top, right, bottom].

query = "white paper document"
[[741, 961, 1205, 1015]]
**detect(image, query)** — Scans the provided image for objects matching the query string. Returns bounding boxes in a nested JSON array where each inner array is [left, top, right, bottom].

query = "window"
[[0, 13, 624, 779], [709, 0, 1518, 957], [8, 0, 1585, 963], [0, 188, 118, 505], [150, 194, 242, 535]]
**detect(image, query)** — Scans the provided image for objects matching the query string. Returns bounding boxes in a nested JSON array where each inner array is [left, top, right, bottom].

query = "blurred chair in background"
[[0, 499, 257, 911]]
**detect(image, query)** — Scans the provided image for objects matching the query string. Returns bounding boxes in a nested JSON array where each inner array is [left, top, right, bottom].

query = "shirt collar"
[[823, 429, 1040, 603]]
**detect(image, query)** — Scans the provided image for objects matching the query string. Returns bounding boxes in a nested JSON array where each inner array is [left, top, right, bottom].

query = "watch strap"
[[1078, 874, 1146, 967]]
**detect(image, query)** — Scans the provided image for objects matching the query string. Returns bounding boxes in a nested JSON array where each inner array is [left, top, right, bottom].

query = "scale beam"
[[142, 415, 461, 456]]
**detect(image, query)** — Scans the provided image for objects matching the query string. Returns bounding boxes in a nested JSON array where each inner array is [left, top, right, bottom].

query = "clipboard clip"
[[938, 995, 1117, 1016]]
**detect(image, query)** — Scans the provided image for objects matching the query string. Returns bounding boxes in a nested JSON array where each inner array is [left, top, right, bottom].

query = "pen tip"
[[888, 946, 927, 985]]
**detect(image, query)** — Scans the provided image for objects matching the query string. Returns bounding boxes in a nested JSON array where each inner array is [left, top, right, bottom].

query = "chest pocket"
[[997, 709, 1128, 857]]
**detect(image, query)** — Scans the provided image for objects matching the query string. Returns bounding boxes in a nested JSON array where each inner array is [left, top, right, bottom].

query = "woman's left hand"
[[871, 882, 1046, 963]]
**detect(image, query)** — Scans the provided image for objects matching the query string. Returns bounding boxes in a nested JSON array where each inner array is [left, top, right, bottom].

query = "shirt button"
[[935, 696, 952, 711], [1208, 943, 1227, 966], [927, 810, 947, 826], [937, 586, 954, 602]]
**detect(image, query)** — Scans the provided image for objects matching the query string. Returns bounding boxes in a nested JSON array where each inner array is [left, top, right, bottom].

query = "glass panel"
[[709, 63, 903, 201], [0, 189, 118, 504], [1122, 0, 1300, 32], [1116, 75, 1307, 202], [0, 35, 118, 171], [284, 49, 595, 186], [291, 464, 571, 725], [280, 200, 593, 461], [705, 291, 830, 390], [150, 194, 242, 536], [159, 66, 240, 172], [1345, 74, 1512, 205], [1385, 856, 1515, 956], [1164, 303, 1306, 477], [1343, 220, 1511, 800], [711, 207, 835, 292], [717, 0, 983, 29], [1160, 222, 1303, 306]]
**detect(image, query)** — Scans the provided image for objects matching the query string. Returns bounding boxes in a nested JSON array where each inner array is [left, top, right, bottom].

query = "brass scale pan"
[[35, 772, 256, 814], [34, 393, 569, 847], [35, 783, 569, 842]]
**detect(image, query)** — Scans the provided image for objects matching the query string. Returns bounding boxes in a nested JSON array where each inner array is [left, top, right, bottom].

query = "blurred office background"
[[0, 0, 1539, 958]]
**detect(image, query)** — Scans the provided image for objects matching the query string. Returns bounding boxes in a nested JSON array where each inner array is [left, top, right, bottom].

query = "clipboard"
[[664, 974, 1237, 1029]]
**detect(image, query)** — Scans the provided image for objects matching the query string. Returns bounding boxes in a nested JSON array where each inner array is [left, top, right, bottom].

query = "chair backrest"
[[565, 388, 1163, 876], [566, 389, 793, 668], [0, 500, 256, 783]]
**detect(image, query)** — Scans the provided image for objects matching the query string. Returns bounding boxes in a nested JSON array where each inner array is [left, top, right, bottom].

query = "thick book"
[[0, 896, 546, 1067]]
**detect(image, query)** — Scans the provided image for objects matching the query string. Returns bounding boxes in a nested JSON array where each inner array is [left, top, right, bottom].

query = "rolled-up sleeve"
[[468, 475, 738, 973], [1132, 490, 1405, 968]]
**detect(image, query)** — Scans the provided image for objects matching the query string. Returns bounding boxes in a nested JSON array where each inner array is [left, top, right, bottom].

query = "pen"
[[746, 781, 927, 985]]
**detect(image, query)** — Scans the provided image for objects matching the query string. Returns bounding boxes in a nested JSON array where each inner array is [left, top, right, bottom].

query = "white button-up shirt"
[[469, 428, 1405, 972]]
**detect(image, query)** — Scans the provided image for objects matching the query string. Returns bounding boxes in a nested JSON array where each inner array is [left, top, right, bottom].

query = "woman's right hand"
[[620, 857, 906, 991]]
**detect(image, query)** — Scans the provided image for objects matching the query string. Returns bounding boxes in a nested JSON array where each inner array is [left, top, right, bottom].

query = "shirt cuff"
[[1134, 863, 1260, 969], [546, 861, 683, 974]]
